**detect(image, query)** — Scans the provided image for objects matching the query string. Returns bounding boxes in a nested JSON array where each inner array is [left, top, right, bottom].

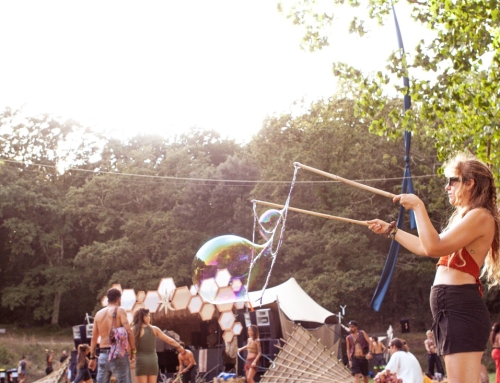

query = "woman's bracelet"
[[389, 226, 398, 240], [383, 221, 397, 239]]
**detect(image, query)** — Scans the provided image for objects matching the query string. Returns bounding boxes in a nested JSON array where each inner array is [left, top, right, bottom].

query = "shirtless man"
[[177, 343, 197, 383], [346, 320, 371, 383], [424, 330, 444, 379], [89, 288, 136, 383], [370, 336, 387, 374]]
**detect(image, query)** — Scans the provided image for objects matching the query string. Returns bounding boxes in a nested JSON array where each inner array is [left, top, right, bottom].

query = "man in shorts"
[[370, 336, 387, 374], [346, 320, 371, 383]]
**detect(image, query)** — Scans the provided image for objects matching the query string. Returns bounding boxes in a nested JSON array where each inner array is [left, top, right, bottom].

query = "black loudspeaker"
[[5, 370, 17, 383], [157, 352, 167, 374], [260, 339, 280, 360], [400, 319, 410, 333], [79, 325, 87, 342], [73, 324, 90, 349], [255, 309, 276, 339], [164, 350, 179, 372]]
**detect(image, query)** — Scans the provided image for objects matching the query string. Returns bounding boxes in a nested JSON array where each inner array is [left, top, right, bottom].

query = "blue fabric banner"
[[370, 5, 415, 311]]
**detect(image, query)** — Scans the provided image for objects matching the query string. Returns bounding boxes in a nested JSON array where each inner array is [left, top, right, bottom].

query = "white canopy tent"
[[248, 278, 343, 357], [248, 277, 337, 325]]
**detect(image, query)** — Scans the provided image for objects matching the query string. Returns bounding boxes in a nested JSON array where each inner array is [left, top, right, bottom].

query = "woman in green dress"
[[132, 308, 182, 383]]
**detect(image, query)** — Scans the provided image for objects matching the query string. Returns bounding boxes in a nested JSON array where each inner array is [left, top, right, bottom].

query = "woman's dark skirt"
[[430, 284, 490, 355]]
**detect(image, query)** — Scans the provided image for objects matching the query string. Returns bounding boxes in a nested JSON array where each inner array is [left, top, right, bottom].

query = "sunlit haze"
[[0, 1, 424, 143]]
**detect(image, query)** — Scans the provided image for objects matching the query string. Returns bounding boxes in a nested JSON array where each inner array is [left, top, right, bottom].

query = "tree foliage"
[[279, 0, 500, 171], [0, 109, 102, 324]]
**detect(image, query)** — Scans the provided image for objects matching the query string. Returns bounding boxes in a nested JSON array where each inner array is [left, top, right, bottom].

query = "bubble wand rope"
[[252, 200, 369, 227], [294, 162, 396, 199], [248, 164, 300, 304]]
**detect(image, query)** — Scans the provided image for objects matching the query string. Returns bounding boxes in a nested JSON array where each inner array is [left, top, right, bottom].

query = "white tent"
[[248, 277, 336, 324]]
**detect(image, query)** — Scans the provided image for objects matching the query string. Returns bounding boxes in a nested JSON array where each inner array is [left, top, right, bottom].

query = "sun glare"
[[0, 1, 430, 144]]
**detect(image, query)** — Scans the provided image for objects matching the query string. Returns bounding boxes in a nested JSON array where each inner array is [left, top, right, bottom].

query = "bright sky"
[[0, 1, 424, 143]]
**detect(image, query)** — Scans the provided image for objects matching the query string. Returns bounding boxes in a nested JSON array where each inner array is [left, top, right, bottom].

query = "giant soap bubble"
[[192, 235, 272, 304], [258, 209, 283, 240]]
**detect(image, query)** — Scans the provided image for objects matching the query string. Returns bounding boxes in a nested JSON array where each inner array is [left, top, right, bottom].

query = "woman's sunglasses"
[[445, 177, 461, 186]]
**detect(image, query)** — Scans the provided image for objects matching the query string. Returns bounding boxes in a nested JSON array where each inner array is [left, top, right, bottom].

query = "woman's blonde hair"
[[443, 152, 500, 285]]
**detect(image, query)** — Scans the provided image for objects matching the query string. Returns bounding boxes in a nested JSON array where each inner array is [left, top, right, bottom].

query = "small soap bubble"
[[192, 235, 272, 304], [258, 209, 283, 240]]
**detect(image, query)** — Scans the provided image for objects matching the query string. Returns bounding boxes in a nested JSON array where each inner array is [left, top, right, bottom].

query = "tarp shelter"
[[248, 278, 344, 359]]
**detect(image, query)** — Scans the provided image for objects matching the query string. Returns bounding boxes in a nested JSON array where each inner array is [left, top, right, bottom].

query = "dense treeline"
[[0, 99, 498, 331]]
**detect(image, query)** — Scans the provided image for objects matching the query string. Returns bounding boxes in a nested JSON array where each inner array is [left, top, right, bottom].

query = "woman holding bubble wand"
[[368, 153, 500, 383]]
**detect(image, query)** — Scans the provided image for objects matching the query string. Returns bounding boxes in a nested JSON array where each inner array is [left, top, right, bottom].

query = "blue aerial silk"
[[370, 5, 416, 311]]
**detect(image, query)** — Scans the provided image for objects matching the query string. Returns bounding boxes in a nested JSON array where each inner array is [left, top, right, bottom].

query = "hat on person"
[[348, 320, 358, 327]]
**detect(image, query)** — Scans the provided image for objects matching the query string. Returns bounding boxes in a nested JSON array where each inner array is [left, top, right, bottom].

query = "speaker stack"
[[72, 324, 92, 348], [255, 309, 276, 339]]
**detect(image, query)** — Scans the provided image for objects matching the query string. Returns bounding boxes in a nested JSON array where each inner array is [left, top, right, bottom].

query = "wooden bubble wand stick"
[[294, 162, 396, 199], [252, 200, 369, 227]]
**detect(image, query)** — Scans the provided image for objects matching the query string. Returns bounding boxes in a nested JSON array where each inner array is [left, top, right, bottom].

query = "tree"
[[279, 0, 500, 170], [0, 108, 103, 325]]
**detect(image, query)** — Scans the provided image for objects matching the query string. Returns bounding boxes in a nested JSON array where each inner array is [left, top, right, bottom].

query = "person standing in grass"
[[17, 355, 27, 383], [346, 320, 371, 383], [424, 330, 444, 379], [370, 336, 387, 375], [45, 349, 54, 375]]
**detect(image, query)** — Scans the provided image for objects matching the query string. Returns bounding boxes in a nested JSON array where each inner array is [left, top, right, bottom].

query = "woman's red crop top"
[[436, 247, 482, 295], [436, 247, 480, 278]]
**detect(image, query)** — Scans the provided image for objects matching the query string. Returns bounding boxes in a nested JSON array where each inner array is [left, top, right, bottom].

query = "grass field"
[[0, 324, 497, 382], [0, 325, 74, 383]]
